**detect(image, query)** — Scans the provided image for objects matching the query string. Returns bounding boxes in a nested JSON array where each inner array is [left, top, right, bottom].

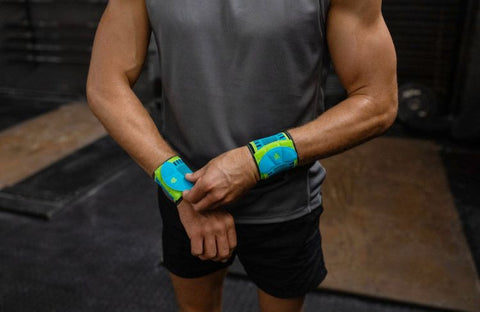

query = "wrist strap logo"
[[247, 132, 298, 180]]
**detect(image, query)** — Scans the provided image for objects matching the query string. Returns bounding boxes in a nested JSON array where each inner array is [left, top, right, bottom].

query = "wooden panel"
[[0, 102, 106, 189], [319, 137, 480, 312]]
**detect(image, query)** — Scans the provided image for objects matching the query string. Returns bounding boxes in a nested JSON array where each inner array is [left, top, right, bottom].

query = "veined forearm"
[[287, 0, 399, 166], [86, 85, 176, 176], [288, 93, 397, 165]]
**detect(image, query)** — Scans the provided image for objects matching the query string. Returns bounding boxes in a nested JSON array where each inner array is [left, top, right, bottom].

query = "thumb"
[[185, 168, 204, 182]]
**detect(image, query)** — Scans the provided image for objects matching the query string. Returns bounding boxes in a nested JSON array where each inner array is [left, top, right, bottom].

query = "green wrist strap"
[[153, 156, 194, 205], [247, 131, 298, 180]]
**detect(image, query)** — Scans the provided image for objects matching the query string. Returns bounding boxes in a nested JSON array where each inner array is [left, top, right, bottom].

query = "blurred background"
[[0, 0, 479, 311]]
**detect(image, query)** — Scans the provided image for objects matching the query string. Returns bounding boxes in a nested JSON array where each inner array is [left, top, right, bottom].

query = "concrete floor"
[[0, 153, 470, 312], [0, 96, 478, 311]]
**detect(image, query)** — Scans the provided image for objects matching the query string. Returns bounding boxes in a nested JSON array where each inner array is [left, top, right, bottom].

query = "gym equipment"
[[397, 82, 451, 132]]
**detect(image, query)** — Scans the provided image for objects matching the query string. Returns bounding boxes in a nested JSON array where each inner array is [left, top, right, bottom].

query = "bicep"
[[87, 0, 151, 92], [326, 0, 397, 99]]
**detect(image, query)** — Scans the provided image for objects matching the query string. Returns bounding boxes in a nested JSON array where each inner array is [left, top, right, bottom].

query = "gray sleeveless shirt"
[[146, 0, 331, 224]]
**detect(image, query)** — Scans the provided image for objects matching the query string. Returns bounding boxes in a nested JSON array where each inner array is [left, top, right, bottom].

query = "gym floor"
[[0, 102, 478, 311], [1, 1, 479, 310], [0, 150, 469, 312]]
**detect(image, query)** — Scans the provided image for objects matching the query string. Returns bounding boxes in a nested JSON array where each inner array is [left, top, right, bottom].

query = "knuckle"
[[190, 228, 201, 238], [206, 183, 215, 192], [212, 192, 222, 201], [196, 178, 206, 189], [203, 224, 213, 234], [206, 225, 215, 234], [213, 187, 226, 196], [221, 219, 233, 230], [223, 194, 234, 204], [213, 223, 225, 234], [225, 216, 235, 227], [200, 178, 213, 190]]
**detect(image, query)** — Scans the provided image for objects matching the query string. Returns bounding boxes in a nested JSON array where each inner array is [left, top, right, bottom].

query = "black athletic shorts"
[[157, 186, 328, 299]]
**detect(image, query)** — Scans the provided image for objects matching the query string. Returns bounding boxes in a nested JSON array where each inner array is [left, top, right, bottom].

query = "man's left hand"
[[182, 146, 260, 211]]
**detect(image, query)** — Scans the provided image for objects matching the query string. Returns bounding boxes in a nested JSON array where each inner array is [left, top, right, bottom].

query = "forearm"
[[289, 0, 398, 166], [87, 85, 176, 176], [180, 94, 397, 211], [288, 92, 397, 165]]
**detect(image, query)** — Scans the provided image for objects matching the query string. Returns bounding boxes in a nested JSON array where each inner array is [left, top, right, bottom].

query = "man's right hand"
[[176, 200, 237, 262]]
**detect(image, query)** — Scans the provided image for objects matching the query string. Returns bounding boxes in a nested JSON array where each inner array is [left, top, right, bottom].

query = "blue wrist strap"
[[153, 156, 194, 204], [247, 131, 298, 180]]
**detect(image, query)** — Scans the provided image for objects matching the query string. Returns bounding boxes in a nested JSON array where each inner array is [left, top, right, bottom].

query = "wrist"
[[150, 153, 178, 178], [176, 198, 190, 213], [242, 145, 261, 183], [246, 131, 298, 180], [153, 155, 194, 204]]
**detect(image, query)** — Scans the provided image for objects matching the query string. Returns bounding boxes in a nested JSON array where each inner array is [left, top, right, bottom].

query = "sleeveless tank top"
[[146, 0, 331, 224]]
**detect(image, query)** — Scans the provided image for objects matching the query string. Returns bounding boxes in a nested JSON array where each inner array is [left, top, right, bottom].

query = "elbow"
[[377, 94, 398, 134], [85, 75, 112, 115], [86, 71, 130, 111], [86, 77, 101, 110]]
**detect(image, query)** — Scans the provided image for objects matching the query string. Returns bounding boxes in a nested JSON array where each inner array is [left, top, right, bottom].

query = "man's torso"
[[146, 0, 330, 223]]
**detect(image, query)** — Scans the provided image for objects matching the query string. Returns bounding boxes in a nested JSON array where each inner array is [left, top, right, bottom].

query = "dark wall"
[[0, 0, 151, 101], [452, 1, 480, 140], [383, 0, 467, 115], [0, 0, 103, 98]]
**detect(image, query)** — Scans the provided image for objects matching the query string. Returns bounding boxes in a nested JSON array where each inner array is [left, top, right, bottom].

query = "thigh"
[[235, 206, 327, 299], [257, 287, 305, 312], [169, 268, 228, 312]]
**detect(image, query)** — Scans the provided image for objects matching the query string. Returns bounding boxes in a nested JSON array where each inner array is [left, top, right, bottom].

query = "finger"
[[183, 181, 207, 204], [213, 234, 231, 262], [192, 193, 222, 212], [202, 234, 217, 260], [185, 167, 205, 182], [190, 235, 203, 257], [227, 223, 237, 251]]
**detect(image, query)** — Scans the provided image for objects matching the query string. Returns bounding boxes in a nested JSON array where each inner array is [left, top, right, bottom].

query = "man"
[[86, 0, 397, 311]]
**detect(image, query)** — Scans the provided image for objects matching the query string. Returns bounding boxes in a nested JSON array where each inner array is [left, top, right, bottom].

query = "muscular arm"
[[86, 0, 176, 176], [288, 0, 398, 163], [87, 1, 236, 262], [183, 0, 398, 211]]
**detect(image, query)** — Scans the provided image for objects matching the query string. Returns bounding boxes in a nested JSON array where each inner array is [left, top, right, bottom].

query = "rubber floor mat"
[[0, 102, 106, 188], [228, 137, 480, 312], [318, 137, 480, 312], [0, 136, 131, 219], [0, 95, 64, 132]]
